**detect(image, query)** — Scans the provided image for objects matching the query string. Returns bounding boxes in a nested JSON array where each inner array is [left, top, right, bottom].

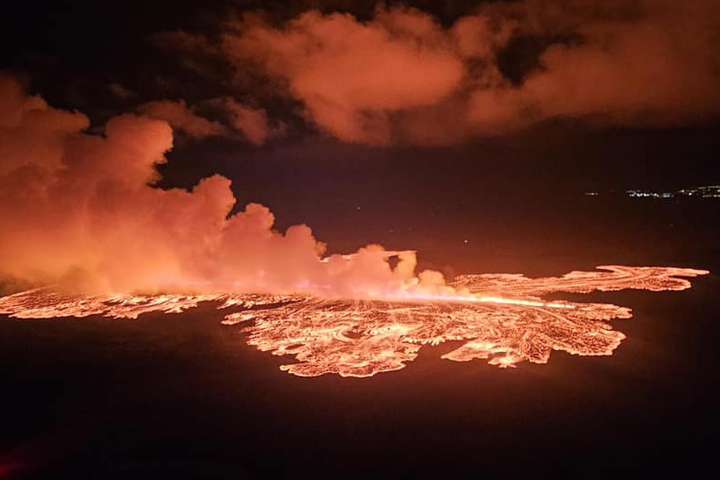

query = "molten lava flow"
[[0, 266, 708, 378]]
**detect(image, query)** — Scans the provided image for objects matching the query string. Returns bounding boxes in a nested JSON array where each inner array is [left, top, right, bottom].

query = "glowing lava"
[[0, 266, 708, 377]]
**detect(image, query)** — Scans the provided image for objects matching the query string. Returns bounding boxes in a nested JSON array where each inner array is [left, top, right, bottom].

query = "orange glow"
[[0, 266, 707, 378]]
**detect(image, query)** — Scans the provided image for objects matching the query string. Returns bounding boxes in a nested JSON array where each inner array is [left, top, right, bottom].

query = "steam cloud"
[[0, 74, 452, 297], [138, 98, 277, 144], [162, 0, 720, 145]]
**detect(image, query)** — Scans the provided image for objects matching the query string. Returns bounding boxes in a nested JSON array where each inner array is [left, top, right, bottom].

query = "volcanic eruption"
[[0, 74, 709, 377]]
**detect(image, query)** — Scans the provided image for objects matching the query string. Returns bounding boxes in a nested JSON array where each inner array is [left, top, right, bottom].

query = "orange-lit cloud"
[[0, 74, 451, 296], [222, 7, 466, 144], [188, 0, 720, 145], [138, 98, 279, 145], [465, 0, 720, 132], [138, 99, 226, 139], [208, 97, 282, 145]]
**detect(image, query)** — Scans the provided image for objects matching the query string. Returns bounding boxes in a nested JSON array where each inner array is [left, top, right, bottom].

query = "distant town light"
[[618, 185, 720, 199]]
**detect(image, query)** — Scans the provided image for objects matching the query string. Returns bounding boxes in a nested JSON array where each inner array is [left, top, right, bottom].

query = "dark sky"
[[2, 0, 719, 243]]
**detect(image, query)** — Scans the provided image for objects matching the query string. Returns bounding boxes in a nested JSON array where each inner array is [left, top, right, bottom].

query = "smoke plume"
[[0, 74, 452, 297]]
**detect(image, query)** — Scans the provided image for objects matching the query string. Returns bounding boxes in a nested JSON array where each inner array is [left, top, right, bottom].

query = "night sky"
[[3, 1, 719, 198]]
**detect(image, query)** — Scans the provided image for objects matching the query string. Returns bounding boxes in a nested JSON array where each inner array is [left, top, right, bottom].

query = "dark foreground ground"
[[1, 197, 719, 479]]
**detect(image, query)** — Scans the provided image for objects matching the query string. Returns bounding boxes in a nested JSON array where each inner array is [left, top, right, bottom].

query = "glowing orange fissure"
[[0, 266, 708, 378]]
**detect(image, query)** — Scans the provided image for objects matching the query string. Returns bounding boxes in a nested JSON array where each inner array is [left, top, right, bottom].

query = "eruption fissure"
[[0, 266, 708, 377]]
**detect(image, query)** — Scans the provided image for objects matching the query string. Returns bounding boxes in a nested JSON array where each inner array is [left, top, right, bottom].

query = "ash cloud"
[[163, 0, 720, 145], [0, 74, 453, 297]]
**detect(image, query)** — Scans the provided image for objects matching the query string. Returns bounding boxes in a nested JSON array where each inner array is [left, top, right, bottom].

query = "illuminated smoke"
[[137, 99, 226, 139], [209, 97, 279, 146], [155, 0, 720, 145], [138, 98, 278, 145], [0, 74, 454, 298], [0, 266, 708, 377]]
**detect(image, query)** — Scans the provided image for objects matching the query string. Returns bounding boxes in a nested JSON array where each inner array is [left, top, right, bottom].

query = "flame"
[[0, 266, 708, 377]]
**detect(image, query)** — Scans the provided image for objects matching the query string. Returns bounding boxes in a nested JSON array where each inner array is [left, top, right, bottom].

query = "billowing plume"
[[0, 74, 452, 298], [166, 0, 720, 145]]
